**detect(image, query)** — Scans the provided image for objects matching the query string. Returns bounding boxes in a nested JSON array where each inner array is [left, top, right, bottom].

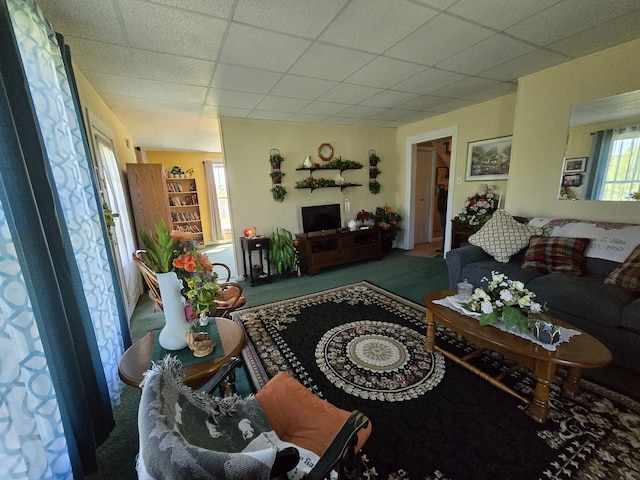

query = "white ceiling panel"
[[33, 0, 640, 152], [320, 0, 439, 54]]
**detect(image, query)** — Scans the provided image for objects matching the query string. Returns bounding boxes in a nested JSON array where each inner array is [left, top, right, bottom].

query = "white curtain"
[[204, 159, 224, 242], [0, 0, 129, 477]]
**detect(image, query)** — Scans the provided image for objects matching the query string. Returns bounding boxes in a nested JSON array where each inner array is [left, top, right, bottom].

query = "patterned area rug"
[[405, 241, 443, 258], [233, 282, 640, 480]]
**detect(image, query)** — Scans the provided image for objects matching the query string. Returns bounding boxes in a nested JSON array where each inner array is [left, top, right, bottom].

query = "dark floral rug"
[[232, 282, 640, 480]]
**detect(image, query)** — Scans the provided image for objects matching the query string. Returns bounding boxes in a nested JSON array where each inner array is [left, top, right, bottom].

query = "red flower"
[[173, 254, 197, 272]]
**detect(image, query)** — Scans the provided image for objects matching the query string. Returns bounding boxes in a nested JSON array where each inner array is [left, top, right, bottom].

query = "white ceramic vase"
[[156, 271, 189, 350]]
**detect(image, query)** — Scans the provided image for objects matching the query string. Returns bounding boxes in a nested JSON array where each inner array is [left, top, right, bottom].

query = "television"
[[301, 204, 341, 234]]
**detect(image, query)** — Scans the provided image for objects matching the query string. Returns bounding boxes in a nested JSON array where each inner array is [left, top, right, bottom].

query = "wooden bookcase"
[[294, 227, 382, 276], [126, 163, 203, 248]]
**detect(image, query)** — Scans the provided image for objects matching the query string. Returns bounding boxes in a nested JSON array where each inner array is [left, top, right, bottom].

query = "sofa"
[[446, 210, 640, 374]]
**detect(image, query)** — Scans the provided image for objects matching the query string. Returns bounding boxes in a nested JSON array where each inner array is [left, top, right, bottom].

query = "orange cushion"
[[255, 372, 371, 456]]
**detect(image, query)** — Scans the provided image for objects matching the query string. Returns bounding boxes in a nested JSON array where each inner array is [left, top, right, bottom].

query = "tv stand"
[[295, 227, 382, 276]]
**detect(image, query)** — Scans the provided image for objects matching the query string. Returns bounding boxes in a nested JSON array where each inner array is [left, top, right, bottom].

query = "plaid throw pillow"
[[605, 243, 640, 292], [521, 236, 591, 276], [468, 209, 542, 263]]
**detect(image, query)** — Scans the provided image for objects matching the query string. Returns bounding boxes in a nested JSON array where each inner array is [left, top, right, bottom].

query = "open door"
[[88, 111, 142, 320]]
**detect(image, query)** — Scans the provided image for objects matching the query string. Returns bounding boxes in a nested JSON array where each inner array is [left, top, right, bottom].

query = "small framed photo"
[[436, 167, 449, 186], [562, 173, 582, 187], [466, 136, 512, 181], [563, 157, 586, 173]]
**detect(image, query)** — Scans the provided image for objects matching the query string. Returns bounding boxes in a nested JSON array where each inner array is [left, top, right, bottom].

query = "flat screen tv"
[[301, 204, 341, 234]]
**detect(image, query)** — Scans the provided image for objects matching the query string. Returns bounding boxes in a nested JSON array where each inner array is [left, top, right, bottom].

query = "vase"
[[156, 271, 189, 350]]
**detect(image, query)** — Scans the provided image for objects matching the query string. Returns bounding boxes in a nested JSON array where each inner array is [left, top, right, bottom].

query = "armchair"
[[137, 356, 371, 479]]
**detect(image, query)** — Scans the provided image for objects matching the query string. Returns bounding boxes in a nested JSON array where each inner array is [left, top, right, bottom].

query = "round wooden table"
[[118, 317, 246, 389]]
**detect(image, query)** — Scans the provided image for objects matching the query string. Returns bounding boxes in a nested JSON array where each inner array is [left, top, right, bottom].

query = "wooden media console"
[[295, 227, 383, 276]]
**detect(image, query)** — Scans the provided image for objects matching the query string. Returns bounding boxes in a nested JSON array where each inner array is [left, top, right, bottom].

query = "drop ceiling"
[[35, 0, 640, 152]]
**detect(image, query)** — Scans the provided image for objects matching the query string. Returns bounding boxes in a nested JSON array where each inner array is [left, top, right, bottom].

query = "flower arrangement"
[[371, 204, 402, 240], [454, 184, 498, 229], [140, 219, 220, 318], [462, 271, 547, 333], [356, 209, 371, 225]]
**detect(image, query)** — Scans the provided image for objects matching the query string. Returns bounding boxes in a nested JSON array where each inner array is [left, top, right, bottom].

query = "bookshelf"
[[126, 163, 204, 247]]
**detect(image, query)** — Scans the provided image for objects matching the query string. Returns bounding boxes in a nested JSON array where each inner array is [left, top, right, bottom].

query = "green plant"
[[369, 166, 380, 177], [369, 180, 381, 194], [269, 152, 283, 165], [269, 227, 295, 276], [271, 184, 287, 202], [139, 219, 180, 273], [369, 151, 380, 166], [323, 158, 363, 170], [371, 204, 402, 239], [269, 170, 285, 180], [169, 165, 184, 175]]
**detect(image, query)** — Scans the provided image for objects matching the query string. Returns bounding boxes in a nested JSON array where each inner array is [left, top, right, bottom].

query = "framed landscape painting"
[[466, 136, 512, 181]]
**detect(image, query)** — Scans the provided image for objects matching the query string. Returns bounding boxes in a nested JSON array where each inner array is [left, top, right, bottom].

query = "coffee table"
[[424, 290, 612, 423], [118, 317, 246, 390]]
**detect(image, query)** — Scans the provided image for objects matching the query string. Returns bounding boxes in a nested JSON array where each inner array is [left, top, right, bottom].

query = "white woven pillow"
[[469, 209, 542, 263]]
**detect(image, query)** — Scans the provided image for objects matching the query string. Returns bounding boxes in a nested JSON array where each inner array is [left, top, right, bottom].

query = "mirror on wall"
[[559, 90, 640, 201]]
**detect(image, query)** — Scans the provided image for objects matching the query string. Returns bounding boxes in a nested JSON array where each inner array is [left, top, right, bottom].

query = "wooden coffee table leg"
[[425, 310, 436, 354], [562, 366, 583, 399], [530, 360, 556, 423]]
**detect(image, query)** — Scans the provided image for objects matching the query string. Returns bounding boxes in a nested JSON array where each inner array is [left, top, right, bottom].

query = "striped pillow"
[[522, 236, 591, 276], [605, 243, 640, 292]]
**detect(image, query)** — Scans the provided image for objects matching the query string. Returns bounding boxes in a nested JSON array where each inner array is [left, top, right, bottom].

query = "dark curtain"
[[0, 1, 131, 476]]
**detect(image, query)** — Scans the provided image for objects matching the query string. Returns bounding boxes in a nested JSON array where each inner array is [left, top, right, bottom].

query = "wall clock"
[[318, 143, 334, 161]]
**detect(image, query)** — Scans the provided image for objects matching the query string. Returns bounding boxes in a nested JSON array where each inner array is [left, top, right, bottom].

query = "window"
[[587, 125, 640, 201]]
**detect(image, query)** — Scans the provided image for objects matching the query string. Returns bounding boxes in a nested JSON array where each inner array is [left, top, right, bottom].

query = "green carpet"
[[87, 248, 449, 479]]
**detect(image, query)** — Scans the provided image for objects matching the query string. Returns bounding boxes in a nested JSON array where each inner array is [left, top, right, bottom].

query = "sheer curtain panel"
[[0, 0, 131, 478]]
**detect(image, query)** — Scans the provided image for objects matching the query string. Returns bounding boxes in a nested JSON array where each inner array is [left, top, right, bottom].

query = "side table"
[[240, 236, 272, 286], [450, 220, 478, 250]]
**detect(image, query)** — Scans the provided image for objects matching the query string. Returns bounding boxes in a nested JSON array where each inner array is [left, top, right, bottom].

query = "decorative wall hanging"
[[465, 136, 512, 181]]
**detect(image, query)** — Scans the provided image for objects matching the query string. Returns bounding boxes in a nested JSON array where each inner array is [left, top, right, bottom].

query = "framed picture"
[[436, 167, 449, 186], [562, 173, 582, 187], [466, 136, 512, 181], [563, 157, 587, 173]]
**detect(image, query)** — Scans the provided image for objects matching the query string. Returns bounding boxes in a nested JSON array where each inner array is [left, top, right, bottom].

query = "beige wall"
[[145, 151, 223, 244], [219, 117, 396, 268], [508, 38, 640, 222]]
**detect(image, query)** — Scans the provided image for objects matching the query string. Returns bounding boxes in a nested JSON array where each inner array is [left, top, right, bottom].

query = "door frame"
[[403, 126, 458, 254]]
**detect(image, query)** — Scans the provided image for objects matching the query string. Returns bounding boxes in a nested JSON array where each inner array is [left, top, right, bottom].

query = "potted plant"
[[371, 204, 402, 251], [271, 184, 287, 202], [369, 166, 380, 178], [269, 149, 284, 169], [269, 227, 295, 277], [369, 151, 380, 166], [369, 180, 381, 194], [269, 170, 285, 184]]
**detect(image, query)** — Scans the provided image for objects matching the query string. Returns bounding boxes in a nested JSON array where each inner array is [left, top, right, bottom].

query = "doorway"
[[87, 111, 142, 319], [403, 127, 458, 254]]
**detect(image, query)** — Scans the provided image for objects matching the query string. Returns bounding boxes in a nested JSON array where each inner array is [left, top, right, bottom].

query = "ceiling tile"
[[320, 0, 439, 54], [136, 79, 208, 104], [205, 88, 264, 109], [393, 68, 467, 95], [269, 75, 337, 99], [233, 0, 347, 38], [428, 77, 504, 98], [360, 90, 420, 108], [478, 49, 569, 81], [505, 0, 640, 46], [130, 50, 215, 86], [255, 96, 310, 112], [547, 9, 640, 58], [317, 83, 383, 104], [287, 113, 332, 123], [146, 0, 236, 18], [119, 0, 227, 60], [211, 64, 283, 94], [247, 110, 293, 120], [299, 101, 351, 116], [436, 34, 536, 75], [385, 14, 494, 65], [462, 82, 518, 102], [82, 71, 145, 97], [219, 23, 311, 71], [346, 57, 427, 89], [447, 0, 559, 30], [289, 43, 375, 81], [62, 39, 138, 76], [337, 105, 386, 118], [37, 0, 126, 45]]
